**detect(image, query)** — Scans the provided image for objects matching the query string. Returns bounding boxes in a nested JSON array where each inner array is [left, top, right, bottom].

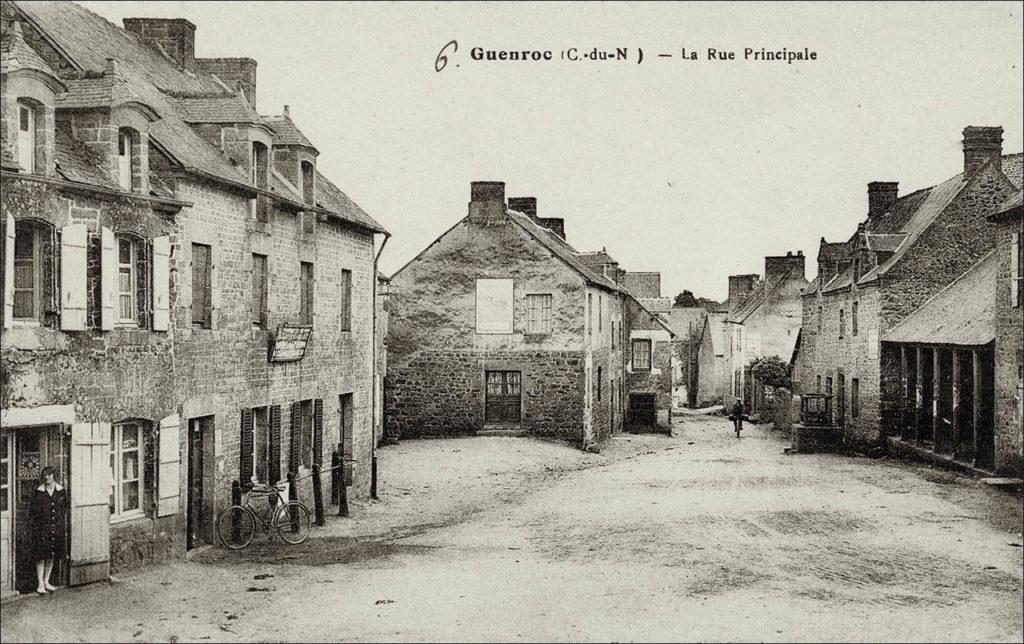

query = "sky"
[[78, 1, 1024, 302]]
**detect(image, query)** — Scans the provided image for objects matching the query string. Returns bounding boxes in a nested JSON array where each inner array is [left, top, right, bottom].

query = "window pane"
[[13, 291, 33, 318], [121, 424, 139, 449], [20, 107, 30, 131], [122, 450, 139, 480], [13, 230, 34, 259], [122, 481, 140, 512], [119, 238, 132, 264]]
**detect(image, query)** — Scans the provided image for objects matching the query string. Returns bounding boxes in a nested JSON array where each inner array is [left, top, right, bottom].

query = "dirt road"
[[3, 413, 1022, 642]]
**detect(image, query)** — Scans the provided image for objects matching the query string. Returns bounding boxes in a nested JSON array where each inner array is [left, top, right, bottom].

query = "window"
[[852, 301, 859, 336], [632, 338, 652, 371], [191, 243, 212, 328], [117, 236, 138, 324], [300, 262, 314, 325], [852, 378, 860, 418], [301, 160, 315, 205], [598, 295, 603, 333], [110, 422, 144, 519], [118, 129, 135, 191], [587, 293, 593, 337], [251, 253, 268, 327], [611, 319, 617, 349], [526, 294, 552, 333], [12, 224, 42, 321], [340, 268, 352, 331], [736, 328, 742, 352], [852, 257, 861, 283], [825, 377, 833, 396], [838, 309, 845, 339], [597, 366, 603, 401], [251, 142, 269, 221], [17, 100, 35, 172], [817, 306, 823, 333]]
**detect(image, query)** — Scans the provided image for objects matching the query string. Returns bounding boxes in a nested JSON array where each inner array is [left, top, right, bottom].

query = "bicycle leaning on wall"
[[216, 481, 312, 549]]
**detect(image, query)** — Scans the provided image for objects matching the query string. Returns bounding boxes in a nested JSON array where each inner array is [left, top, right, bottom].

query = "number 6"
[[435, 40, 458, 73]]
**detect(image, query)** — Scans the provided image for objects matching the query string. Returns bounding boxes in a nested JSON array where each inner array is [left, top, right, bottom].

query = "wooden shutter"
[[209, 245, 220, 328], [3, 213, 13, 328], [135, 239, 150, 328], [157, 413, 181, 517], [152, 236, 170, 331], [313, 399, 323, 466], [60, 224, 88, 330], [100, 227, 117, 330], [289, 402, 300, 474], [239, 408, 254, 484], [70, 422, 111, 586], [269, 405, 282, 483]]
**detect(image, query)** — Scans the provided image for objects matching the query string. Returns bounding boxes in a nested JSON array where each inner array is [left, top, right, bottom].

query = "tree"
[[749, 355, 791, 389], [673, 290, 698, 308]]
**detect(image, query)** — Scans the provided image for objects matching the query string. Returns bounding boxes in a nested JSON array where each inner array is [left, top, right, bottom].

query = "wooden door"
[[186, 417, 205, 550], [485, 371, 522, 423], [69, 422, 110, 586], [837, 375, 846, 427], [1, 432, 13, 597]]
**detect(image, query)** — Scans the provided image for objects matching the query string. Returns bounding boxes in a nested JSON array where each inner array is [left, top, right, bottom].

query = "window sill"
[[110, 510, 147, 525], [10, 320, 41, 328]]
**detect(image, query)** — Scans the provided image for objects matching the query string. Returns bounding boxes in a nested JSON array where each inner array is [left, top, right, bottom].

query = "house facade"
[[386, 183, 626, 447], [798, 125, 1021, 454], [624, 296, 675, 431], [1, 1, 386, 598], [723, 252, 807, 412]]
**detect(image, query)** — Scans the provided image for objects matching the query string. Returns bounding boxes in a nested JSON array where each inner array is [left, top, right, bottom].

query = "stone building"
[[799, 125, 1021, 454], [624, 295, 675, 431], [666, 307, 706, 407], [989, 191, 1023, 476], [0, 1, 387, 596], [722, 252, 808, 413]]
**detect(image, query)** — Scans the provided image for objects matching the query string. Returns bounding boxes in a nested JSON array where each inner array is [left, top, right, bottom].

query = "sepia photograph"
[[0, 1, 1022, 642]]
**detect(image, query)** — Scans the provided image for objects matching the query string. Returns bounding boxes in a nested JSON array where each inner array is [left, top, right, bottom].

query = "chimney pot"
[[284, 105, 290, 118], [962, 125, 1003, 176]]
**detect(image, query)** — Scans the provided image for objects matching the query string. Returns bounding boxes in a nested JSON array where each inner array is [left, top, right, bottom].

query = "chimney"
[[728, 274, 760, 309], [468, 181, 507, 224], [123, 18, 196, 71], [508, 197, 537, 219], [867, 182, 898, 219], [764, 252, 806, 286], [962, 126, 1003, 176], [538, 218, 566, 240], [195, 58, 258, 108]]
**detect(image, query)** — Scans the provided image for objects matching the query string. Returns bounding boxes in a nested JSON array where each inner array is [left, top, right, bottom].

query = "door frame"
[[186, 415, 215, 550]]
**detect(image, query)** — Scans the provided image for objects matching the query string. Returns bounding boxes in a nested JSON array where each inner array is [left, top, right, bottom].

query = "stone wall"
[[993, 216, 1024, 476]]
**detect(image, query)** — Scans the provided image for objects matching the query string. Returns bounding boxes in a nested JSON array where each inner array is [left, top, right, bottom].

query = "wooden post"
[[951, 350, 961, 459], [371, 454, 379, 500], [972, 350, 982, 468], [900, 346, 909, 440], [914, 346, 923, 444], [330, 449, 340, 505], [932, 348, 941, 449], [287, 471, 298, 533], [231, 480, 242, 542], [312, 463, 325, 527]]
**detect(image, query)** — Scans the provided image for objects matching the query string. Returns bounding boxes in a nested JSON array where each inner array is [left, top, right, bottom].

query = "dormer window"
[[252, 142, 270, 221], [117, 128, 136, 191], [17, 100, 37, 173], [300, 160, 315, 205]]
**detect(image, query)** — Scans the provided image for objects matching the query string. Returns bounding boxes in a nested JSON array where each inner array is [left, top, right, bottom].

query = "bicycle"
[[216, 482, 312, 549]]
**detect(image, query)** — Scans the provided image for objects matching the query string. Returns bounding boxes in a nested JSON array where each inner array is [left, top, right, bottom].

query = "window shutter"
[[209, 245, 220, 328], [69, 422, 111, 586], [100, 227, 117, 330], [1011, 232, 1020, 307], [60, 223, 88, 330], [157, 413, 181, 517], [152, 236, 170, 331], [269, 405, 282, 484], [289, 402, 300, 474], [313, 398, 323, 466], [3, 214, 15, 328], [239, 408, 254, 484], [135, 239, 150, 328]]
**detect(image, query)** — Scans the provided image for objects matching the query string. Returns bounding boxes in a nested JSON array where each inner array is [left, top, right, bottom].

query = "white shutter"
[[152, 236, 170, 331], [1011, 232, 1020, 307], [3, 213, 14, 328], [70, 422, 111, 586], [60, 224, 88, 330], [100, 227, 116, 330], [157, 413, 181, 517]]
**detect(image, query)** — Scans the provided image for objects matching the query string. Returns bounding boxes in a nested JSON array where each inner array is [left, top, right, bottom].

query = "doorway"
[[484, 371, 522, 423], [836, 374, 846, 428], [5, 426, 69, 594], [627, 393, 657, 432], [186, 416, 214, 550]]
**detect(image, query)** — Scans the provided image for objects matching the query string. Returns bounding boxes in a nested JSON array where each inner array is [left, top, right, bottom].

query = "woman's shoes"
[[36, 587, 47, 595], [44, 582, 57, 592]]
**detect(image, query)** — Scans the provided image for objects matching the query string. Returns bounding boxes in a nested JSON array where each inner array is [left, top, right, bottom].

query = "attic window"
[[17, 100, 37, 173], [300, 160, 315, 205], [118, 128, 138, 191], [251, 142, 270, 221]]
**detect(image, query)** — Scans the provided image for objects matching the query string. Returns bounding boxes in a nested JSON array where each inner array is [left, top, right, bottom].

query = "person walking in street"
[[32, 466, 68, 595], [731, 399, 744, 437]]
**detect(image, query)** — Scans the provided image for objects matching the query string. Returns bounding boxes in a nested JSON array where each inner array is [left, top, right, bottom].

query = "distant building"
[[623, 271, 661, 299], [723, 252, 808, 413], [801, 125, 1021, 457], [666, 307, 706, 406]]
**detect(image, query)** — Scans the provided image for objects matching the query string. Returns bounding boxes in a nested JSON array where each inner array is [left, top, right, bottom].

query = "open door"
[[69, 422, 110, 586]]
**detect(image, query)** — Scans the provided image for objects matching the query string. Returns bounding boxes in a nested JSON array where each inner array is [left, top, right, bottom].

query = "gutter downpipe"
[[370, 232, 391, 500]]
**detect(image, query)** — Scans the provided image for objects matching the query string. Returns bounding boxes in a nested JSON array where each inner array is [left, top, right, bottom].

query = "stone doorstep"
[[885, 436, 1000, 479], [476, 428, 527, 437]]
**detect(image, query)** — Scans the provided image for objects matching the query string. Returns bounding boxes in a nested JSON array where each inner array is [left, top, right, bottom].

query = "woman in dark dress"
[[32, 465, 67, 595]]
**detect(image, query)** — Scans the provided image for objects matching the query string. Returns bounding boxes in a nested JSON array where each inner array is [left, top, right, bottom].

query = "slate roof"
[[864, 233, 905, 253], [1, 19, 60, 78], [507, 211, 622, 293], [264, 114, 318, 152], [991, 190, 1023, 221], [53, 128, 118, 189], [314, 170, 387, 233], [817, 240, 848, 262], [577, 250, 619, 267], [172, 92, 267, 126], [882, 251, 996, 346], [638, 297, 672, 314], [666, 307, 707, 339]]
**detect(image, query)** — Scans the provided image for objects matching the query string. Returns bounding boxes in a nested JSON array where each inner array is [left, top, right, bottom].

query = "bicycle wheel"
[[217, 506, 256, 550], [273, 501, 312, 544]]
